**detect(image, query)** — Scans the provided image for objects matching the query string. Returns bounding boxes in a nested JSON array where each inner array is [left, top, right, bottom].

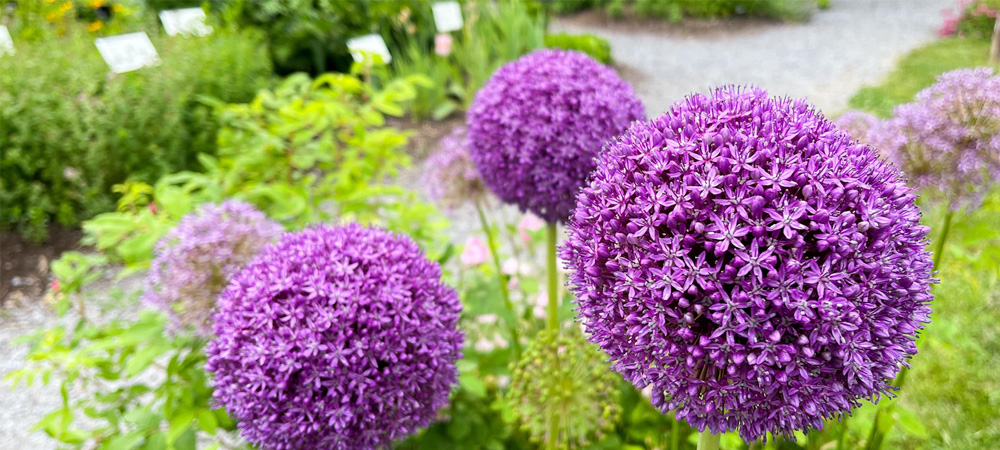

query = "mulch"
[[1, 227, 82, 307]]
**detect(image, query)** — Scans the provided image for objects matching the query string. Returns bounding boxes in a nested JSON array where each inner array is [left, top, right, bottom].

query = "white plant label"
[[0, 25, 14, 56], [432, 1, 463, 33], [159, 8, 213, 37], [346, 34, 391, 63], [95, 32, 160, 73]]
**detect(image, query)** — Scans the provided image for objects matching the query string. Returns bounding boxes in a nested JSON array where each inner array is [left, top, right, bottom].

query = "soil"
[[0, 228, 83, 307]]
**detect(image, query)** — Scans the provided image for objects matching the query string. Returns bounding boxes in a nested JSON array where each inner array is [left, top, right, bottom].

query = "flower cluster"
[[423, 126, 488, 210], [143, 200, 283, 336], [205, 224, 463, 450], [834, 110, 881, 148], [561, 86, 935, 441], [873, 68, 1000, 212], [506, 329, 620, 448], [467, 49, 644, 223]]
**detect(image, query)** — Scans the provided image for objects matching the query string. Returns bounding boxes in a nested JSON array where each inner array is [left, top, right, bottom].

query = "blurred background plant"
[[0, 24, 270, 241], [542, 0, 816, 22]]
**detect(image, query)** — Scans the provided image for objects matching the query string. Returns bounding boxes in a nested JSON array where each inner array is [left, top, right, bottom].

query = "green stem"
[[748, 441, 761, 450], [931, 210, 954, 269], [697, 430, 721, 450], [546, 223, 559, 332], [671, 417, 680, 450], [474, 201, 521, 358], [837, 417, 848, 450]]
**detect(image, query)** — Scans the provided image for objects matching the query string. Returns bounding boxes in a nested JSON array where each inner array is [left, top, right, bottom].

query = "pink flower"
[[434, 33, 453, 57], [518, 213, 546, 244], [460, 236, 489, 266], [50, 280, 60, 293]]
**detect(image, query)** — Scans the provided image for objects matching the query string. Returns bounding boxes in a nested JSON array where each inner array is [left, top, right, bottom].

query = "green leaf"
[[173, 427, 197, 450], [124, 408, 161, 430], [894, 406, 929, 439], [125, 344, 170, 376], [197, 409, 219, 434], [459, 374, 487, 398], [101, 431, 144, 450]]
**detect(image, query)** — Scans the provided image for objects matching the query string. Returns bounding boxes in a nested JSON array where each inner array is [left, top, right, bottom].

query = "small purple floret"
[[467, 49, 644, 223], [206, 224, 464, 450], [562, 86, 935, 441]]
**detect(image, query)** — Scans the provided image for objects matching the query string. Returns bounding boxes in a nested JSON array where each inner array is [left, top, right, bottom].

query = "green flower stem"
[[748, 441, 762, 450], [864, 209, 955, 450], [671, 417, 681, 450], [697, 430, 721, 450], [474, 201, 522, 358], [546, 223, 560, 332]]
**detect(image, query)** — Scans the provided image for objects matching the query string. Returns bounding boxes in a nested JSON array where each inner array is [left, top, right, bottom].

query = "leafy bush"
[[227, 0, 436, 75], [545, 0, 815, 22], [390, 0, 546, 121], [939, 0, 999, 37], [544, 32, 613, 64], [0, 27, 271, 241]]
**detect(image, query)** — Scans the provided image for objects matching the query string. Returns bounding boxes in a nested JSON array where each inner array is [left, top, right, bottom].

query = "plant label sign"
[[159, 8, 213, 37], [0, 25, 14, 56], [347, 34, 391, 63], [95, 32, 160, 73], [432, 1, 463, 33]]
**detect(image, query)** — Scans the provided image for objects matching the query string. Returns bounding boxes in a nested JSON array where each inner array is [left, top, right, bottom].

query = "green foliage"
[[848, 38, 995, 117], [952, 0, 1000, 39], [389, 0, 546, 121], [7, 307, 237, 450], [226, 0, 435, 75], [0, 27, 271, 241], [78, 70, 449, 275], [545, 32, 613, 64], [544, 0, 815, 21]]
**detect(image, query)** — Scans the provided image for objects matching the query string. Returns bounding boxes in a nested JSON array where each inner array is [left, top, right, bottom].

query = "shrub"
[[940, 0, 999, 37], [544, 32, 613, 64], [0, 27, 271, 241], [544, 0, 816, 21], [228, 0, 436, 76]]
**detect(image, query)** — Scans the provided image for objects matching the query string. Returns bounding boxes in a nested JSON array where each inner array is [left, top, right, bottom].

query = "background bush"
[[0, 28, 271, 241], [545, 0, 815, 22], [545, 33, 613, 64]]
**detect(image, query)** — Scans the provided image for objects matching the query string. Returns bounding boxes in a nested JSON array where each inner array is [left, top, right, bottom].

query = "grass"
[[847, 38, 994, 117], [846, 36, 1000, 450]]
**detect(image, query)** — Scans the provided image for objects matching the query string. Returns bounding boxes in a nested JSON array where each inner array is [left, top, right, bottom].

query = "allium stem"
[[931, 210, 954, 270], [697, 430, 721, 450], [546, 223, 560, 332], [671, 417, 680, 450], [475, 200, 522, 357]]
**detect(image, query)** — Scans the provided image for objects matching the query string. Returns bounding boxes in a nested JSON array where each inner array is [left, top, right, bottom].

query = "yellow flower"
[[87, 20, 103, 32], [112, 4, 123, 12], [60, 2, 72, 12], [44, 0, 57, 3], [89, 0, 105, 8]]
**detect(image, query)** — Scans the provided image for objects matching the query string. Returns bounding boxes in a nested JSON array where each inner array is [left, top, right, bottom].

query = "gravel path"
[[0, 0, 957, 447], [551, 0, 952, 117]]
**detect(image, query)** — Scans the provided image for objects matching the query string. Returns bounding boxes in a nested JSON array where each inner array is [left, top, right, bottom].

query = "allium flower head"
[[423, 126, 488, 210], [561, 86, 935, 441], [205, 224, 463, 450], [873, 68, 1000, 211], [143, 200, 283, 336], [834, 110, 881, 148], [506, 329, 620, 449], [467, 49, 644, 223]]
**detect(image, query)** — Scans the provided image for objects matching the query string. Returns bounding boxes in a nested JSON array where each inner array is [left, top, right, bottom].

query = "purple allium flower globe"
[[467, 49, 644, 223], [205, 224, 463, 450], [144, 200, 284, 336], [561, 86, 935, 441], [422, 126, 488, 210], [873, 68, 1000, 211], [834, 110, 881, 149]]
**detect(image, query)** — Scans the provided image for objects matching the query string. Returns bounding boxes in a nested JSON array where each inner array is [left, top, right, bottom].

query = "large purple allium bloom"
[[422, 126, 488, 210], [561, 86, 935, 441], [205, 224, 463, 450], [873, 68, 1000, 211], [144, 200, 284, 336], [467, 49, 644, 223]]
